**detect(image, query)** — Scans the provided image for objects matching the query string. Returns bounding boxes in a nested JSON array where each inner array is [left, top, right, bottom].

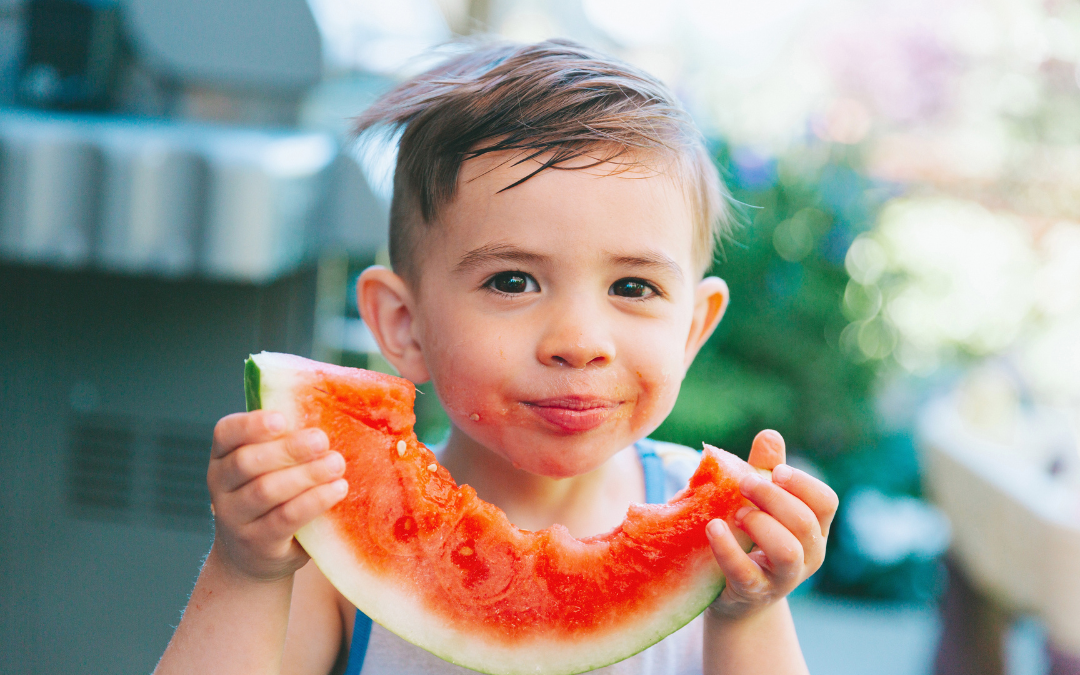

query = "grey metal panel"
[[121, 0, 322, 91], [0, 111, 350, 282], [97, 126, 208, 277], [201, 132, 337, 282], [0, 263, 317, 675], [0, 115, 103, 266], [318, 149, 390, 257]]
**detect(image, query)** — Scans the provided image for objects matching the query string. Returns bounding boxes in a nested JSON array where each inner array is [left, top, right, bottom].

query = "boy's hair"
[[354, 39, 731, 281]]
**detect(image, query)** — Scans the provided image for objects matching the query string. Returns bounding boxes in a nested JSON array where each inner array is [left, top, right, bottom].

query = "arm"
[[154, 410, 349, 675], [704, 599, 804, 673], [155, 546, 295, 673], [702, 430, 838, 675]]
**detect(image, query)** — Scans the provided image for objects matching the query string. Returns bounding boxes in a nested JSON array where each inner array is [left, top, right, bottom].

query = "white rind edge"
[[300, 520, 724, 675], [250, 352, 729, 675], [250, 351, 313, 424]]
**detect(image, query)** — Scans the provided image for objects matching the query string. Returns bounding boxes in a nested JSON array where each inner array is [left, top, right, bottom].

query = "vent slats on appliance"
[[67, 414, 212, 530], [69, 421, 134, 512], [155, 431, 212, 519]]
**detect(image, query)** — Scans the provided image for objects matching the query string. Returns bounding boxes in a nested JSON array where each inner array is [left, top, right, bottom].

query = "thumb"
[[747, 430, 786, 471]]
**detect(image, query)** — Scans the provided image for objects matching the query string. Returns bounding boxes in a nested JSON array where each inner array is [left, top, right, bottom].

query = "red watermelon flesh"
[[245, 352, 762, 675]]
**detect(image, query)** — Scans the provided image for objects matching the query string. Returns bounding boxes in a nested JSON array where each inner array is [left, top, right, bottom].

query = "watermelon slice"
[[245, 351, 763, 675]]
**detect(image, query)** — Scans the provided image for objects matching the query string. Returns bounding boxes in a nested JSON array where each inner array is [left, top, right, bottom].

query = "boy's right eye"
[[485, 271, 540, 294]]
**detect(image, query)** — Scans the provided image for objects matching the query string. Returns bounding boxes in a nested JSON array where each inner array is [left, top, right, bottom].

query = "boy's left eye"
[[486, 271, 540, 294], [609, 278, 657, 299]]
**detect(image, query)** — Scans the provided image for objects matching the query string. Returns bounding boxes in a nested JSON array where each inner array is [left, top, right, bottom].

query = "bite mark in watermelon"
[[245, 352, 763, 675]]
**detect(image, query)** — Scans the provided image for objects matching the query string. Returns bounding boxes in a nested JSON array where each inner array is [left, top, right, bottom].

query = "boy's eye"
[[487, 271, 539, 294], [610, 278, 656, 299]]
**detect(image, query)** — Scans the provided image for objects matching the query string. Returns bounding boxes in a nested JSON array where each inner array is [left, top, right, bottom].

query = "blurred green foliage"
[[650, 143, 947, 602], [652, 143, 888, 489]]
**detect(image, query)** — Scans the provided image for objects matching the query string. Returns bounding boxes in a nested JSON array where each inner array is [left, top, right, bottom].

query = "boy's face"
[[378, 152, 726, 478]]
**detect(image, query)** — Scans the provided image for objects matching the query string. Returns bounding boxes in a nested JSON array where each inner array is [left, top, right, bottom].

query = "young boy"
[[156, 40, 838, 675]]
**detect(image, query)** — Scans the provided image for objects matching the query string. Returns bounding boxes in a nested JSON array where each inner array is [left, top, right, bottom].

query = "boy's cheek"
[[429, 363, 502, 421]]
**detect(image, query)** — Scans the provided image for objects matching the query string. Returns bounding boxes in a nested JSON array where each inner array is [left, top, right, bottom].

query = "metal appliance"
[[0, 1, 390, 672]]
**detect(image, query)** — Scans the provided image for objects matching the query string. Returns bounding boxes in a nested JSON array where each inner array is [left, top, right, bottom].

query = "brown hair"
[[354, 38, 731, 280]]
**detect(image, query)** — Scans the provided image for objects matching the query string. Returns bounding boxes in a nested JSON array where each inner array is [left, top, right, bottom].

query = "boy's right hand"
[[207, 410, 349, 581]]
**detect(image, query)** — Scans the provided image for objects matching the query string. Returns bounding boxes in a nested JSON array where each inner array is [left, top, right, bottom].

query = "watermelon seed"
[[397, 441, 407, 456], [428, 463, 438, 472], [459, 546, 473, 556], [469, 413, 480, 421]]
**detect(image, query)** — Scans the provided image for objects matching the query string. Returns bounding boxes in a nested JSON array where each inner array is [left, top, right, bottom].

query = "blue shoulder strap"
[[343, 609, 372, 675], [636, 440, 666, 505], [344, 441, 666, 671]]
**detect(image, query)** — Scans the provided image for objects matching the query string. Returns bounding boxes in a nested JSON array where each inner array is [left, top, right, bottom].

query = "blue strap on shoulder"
[[636, 440, 666, 505], [343, 609, 372, 675], [343, 441, 666, 671]]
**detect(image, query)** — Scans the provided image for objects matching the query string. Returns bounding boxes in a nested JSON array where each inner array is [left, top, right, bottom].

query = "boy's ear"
[[684, 276, 729, 368], [356, 266, 431, 384]]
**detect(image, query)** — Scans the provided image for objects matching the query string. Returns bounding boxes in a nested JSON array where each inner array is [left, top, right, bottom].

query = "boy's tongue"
[[524, 398, 619, 433]]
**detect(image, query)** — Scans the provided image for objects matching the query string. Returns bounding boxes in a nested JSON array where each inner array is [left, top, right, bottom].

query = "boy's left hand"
[[705, 429, 838, 620]]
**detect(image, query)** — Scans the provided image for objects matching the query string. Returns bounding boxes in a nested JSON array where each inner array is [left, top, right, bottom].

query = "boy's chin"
[[504, 441, 622, 480], [454, 423, 641, 479]]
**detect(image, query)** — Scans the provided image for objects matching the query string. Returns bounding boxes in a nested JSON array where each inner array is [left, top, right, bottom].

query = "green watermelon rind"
[[244, 352, 741, 675], [244, 357, 261, 412]]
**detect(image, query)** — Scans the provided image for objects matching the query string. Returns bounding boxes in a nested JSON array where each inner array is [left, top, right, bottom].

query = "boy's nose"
[[536, 309, 615, 369]]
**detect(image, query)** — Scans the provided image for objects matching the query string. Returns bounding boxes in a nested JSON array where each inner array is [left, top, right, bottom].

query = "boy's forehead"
[[457, 148, 667, 186], [422, 150, 698, 274]]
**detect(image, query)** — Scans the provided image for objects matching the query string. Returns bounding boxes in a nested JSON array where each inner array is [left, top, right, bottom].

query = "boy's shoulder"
[[640, 438, 701, 461], [637, 438, 703, 501]]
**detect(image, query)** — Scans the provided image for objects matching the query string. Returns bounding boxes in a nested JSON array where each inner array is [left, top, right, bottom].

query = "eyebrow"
[[453, 243, 548, 274], [610, 253, 684, 283], [453, 243, 685, 282]]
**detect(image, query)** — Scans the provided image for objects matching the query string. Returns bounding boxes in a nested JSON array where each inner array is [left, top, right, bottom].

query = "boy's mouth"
[[521, 397, 620, 434]]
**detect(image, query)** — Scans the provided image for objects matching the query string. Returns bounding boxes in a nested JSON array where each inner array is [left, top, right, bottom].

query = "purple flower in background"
[[817, 5, 962, 126]]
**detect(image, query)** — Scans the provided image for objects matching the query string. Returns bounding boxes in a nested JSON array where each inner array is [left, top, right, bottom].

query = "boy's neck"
[[438, 426, 646, 538]]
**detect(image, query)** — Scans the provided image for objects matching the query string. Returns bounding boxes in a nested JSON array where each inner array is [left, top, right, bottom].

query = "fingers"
[[212, 410, 288, 459], [227, 451, 346, 523], [207, 411, 349, 581], [216, 428, 331, 492], [740, 473, 819, 546], [771, 464, 840, 538], [708, 429, 840, 619], [706, 520, 769, 598], [744, 428, 839, 537], [208, 421, 346, 528], [218, 478, 348, 579], [737, 468, 837, 572], [733, 503, 806, 576], [251, 478, 350, 541], [747, 429, 785, 471]]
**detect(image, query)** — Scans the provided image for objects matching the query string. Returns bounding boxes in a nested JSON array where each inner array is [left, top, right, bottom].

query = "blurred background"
[[1, 0, 1078, 673]]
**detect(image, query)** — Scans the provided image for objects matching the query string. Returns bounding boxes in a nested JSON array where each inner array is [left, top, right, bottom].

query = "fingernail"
[[707, 519, 727, 538], [266, 413, 285, 433], [307, 428, 328, 448], [773, 464, 792, 483], [331, 479, 348, 495], [739, 473, 761, 494], [324, 452, 345, 473], [735, 506, 753, 522]]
